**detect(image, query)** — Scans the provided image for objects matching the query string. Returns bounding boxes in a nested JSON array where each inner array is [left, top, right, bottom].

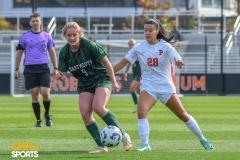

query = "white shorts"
[[145, 91, 173, 105]]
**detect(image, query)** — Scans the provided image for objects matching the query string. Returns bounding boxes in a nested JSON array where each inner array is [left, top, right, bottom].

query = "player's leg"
[[136, 91, 155, 151], [29, 87, 41, 127], [25, 73, 42, 127], [129, 80, 141, 113], [129, 80, 140, 100], [79, 91, 107, 153], [93, 83, 132, 151], [39, 72, 52, 126], [93, 86, 124, 133], [165, 93, 214, 150]]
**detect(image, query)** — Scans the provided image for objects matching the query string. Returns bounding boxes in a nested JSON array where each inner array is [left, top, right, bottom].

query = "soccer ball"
[[100, 125, 122, 147]]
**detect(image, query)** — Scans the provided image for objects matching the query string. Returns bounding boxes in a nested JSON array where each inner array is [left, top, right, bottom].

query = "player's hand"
[[55, 71, 65, 81], [123, 73, 128, 81], [52, 69, 58, 77], [112, 81, 120, 93], [14, 70, 20, 79], [174, 58, 184, 69]]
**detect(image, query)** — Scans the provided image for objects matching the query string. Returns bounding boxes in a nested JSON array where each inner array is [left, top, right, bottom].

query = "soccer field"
[[0, 96, 240, 160]]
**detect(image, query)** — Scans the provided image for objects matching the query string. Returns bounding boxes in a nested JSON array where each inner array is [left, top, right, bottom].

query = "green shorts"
[[77, 78, 112, 94], [133, 74, 141, 82]]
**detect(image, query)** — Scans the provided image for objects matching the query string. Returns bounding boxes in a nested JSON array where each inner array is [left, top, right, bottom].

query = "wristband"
[[15, 67, 19, 71], [53, 67, 58, 70]]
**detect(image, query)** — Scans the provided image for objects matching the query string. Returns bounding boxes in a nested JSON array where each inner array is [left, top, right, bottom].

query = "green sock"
[[102, 110, 125, 135], [131, 91, 138, 105], [86, 122, 103, 147]]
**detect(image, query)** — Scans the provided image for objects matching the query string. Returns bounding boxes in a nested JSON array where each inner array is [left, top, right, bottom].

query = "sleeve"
[[166, 44, 181, 65], [47, 34, 55, 49], [16, 35, 25, 51], [90, 42, 107, 61], [16, 44, 24, 51], [58, 49, 68, 72], [125, 44, 138, 64]]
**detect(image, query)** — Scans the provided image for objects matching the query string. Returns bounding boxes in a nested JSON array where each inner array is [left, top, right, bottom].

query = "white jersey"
[[125, 39, 181, 93]]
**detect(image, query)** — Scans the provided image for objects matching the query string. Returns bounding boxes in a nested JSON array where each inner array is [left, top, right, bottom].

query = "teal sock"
[[102, 110, 125, 135], [86, 122, 103, 147], [131, 91, 138, 105]]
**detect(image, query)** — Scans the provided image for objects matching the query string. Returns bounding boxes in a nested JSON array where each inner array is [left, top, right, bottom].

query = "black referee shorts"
[[24, 72, 51, 90]]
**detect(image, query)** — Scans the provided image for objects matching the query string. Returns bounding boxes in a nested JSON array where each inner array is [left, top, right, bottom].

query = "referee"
[[14, 13, 58, 127]]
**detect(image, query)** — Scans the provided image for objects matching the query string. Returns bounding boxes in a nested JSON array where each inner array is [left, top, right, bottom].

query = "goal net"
[[10, 39, 182, 97]]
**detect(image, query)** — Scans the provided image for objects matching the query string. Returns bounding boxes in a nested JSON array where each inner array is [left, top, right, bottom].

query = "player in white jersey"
[[114, 19, 214, 151]]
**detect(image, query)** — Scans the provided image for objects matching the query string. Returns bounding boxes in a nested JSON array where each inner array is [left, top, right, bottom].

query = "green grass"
[[0, 96, 240, 160]]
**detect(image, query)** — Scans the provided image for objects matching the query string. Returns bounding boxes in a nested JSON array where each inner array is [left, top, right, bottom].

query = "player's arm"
[[48, 48, 58, 76], [101, 56, 120, 92], [113, 58, 129, 73], [14, 49, 24, 79], [56, 49, 68, 81], [115, 44, 137, 74], [168, 45, 184, 69], [101, 56, 117, 83], [124, 62, 131, 81]]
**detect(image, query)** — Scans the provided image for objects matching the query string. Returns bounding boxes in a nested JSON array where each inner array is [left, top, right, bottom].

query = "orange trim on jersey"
[[170, 62, 176, 87]]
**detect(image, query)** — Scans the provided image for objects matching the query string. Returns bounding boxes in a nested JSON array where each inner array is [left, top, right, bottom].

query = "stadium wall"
[[179, 74, 240, 95], [49, 74, 131, 95], [1, 73, 240, 95]]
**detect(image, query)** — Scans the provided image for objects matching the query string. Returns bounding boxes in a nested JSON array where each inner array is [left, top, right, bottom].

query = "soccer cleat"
[[88, 146, 108, 154], [122, 133, 132, 151], [200, 139, 214, 150], [44, 114, 53, 126], [36, 120, 42, 127], [130, 106, 137, 114], [136, 143, 151, 151]]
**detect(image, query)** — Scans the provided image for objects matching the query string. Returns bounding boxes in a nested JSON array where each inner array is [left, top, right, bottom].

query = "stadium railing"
[[0, 10, 227, 36]]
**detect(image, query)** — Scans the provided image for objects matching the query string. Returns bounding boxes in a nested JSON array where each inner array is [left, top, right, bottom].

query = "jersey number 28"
[[147, 58, 158, 67]]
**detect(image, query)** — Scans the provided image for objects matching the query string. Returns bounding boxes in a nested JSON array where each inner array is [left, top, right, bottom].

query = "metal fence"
[[0, 10, 230, 36]]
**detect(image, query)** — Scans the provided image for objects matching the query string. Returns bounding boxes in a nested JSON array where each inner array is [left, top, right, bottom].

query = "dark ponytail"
[[145, 19, 174, 45]]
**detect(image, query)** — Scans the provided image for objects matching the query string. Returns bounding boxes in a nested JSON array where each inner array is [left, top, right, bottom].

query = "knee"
[[137, 109, 148, 119], [42, 92, 50, 100], [92, 105, 103, 114], [31, 93, 39, 102]]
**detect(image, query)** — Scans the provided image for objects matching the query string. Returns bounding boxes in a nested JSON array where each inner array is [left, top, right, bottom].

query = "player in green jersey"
[[124, 39, 141, 113], [55, 22, 132, 153]]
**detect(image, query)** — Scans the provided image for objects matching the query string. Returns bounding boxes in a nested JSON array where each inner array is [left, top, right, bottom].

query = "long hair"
[[145, 19, 174, 45], [61, 21, 85, 40]]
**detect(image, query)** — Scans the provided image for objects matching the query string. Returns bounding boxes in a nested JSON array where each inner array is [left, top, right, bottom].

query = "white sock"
[[184, 115, 205, 141], [138, 118, 149, 144]]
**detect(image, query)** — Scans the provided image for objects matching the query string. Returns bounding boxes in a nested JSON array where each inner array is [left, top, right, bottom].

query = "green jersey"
[[58, 38, 110, 86], [132, 60, 141, 77]]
